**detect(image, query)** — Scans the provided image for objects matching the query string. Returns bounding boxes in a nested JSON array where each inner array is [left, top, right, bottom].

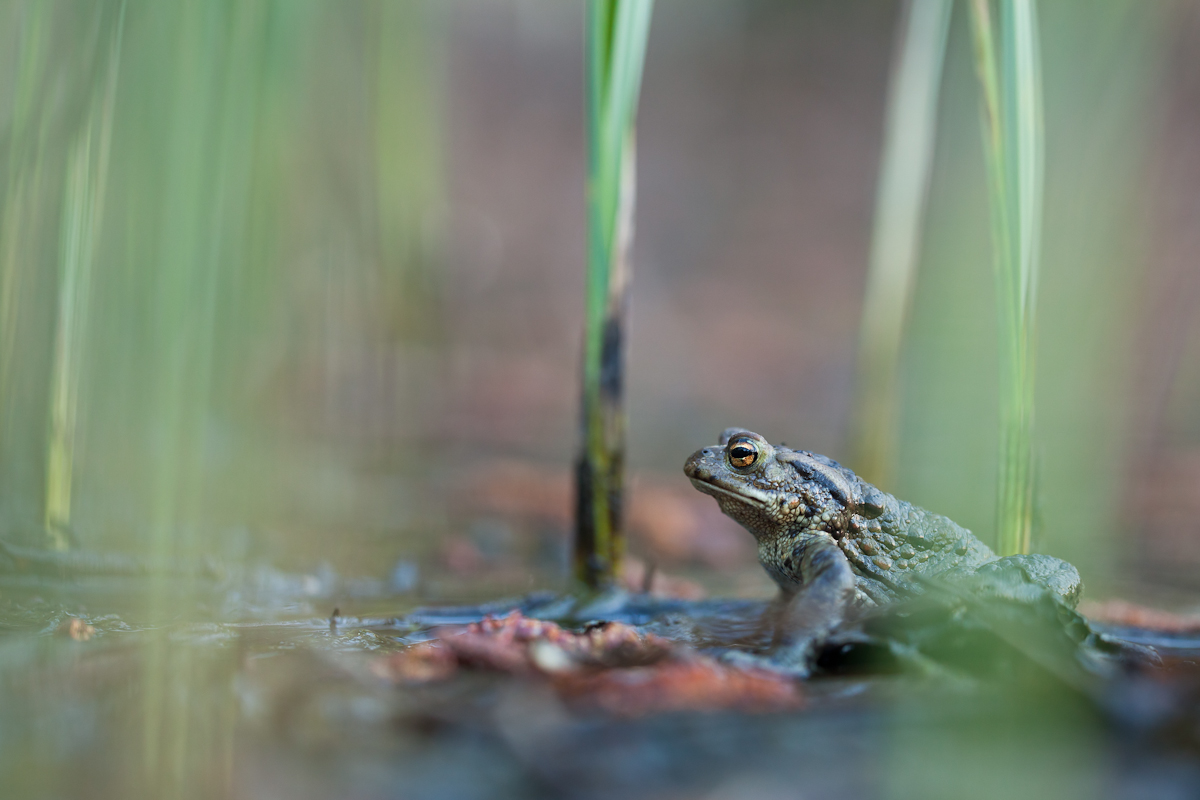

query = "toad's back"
[[685, 429, 1081, 608]]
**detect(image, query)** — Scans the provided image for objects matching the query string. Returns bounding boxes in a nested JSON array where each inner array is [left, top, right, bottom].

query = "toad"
[[685, 428, 1082, 665]]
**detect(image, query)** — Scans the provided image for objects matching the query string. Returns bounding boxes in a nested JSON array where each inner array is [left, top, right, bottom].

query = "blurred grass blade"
[[575, 0, 654, 590], [0, 2, 55, 545], [0, 2, 51, 398], [969, 0, 1044, 556], [852, 0, 952, 488], [44, 1, 127, 550], [137, 2, 280, 791]]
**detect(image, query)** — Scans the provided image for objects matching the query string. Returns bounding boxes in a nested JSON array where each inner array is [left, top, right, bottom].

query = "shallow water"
[[2, 576, 1199, 800]]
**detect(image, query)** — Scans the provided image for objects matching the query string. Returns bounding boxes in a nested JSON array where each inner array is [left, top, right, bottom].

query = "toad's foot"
[[972, 554, 1083, 608]]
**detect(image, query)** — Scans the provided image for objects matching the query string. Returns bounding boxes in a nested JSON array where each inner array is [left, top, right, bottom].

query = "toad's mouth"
[[689, 477, 766, 509]]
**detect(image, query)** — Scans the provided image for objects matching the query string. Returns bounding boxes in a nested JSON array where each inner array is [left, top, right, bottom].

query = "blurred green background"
[[0, 0, 1196, 603]]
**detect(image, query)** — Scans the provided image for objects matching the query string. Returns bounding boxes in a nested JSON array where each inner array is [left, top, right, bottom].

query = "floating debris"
[[375, 611, 802, 716], [54, 616, 95, 641]]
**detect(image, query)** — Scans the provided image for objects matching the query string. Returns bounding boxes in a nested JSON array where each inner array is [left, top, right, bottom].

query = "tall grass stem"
[[969, 0, 1044, 556], [575, 0, 653, 590], [44, 1, 127, 550], [852, 0, 952, 489]]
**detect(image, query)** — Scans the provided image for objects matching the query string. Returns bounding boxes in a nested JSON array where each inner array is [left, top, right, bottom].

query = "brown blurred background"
[[3, 0, 1199, 606], [419, 0, 1200, 603]]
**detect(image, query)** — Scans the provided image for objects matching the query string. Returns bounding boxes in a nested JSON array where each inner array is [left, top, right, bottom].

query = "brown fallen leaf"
[[452, 611, 672, 673], [376, 611, 802, 716]]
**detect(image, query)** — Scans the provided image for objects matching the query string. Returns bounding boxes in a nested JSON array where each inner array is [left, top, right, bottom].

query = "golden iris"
[[728, 438, 759, 468]]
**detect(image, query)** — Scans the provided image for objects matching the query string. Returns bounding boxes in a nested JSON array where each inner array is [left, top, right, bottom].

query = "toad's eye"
[[728, 438, 759, 468]]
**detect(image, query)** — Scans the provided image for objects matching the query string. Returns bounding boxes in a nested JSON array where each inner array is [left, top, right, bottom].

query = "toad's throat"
[[689, 478, 766, 509]]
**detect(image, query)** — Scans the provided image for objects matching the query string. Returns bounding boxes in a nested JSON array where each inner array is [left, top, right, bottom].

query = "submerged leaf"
[[378, 611, 803, 716]]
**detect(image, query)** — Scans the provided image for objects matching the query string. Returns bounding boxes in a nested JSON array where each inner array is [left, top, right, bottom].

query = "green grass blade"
[[852, 0, 952, 488], [0, 1, 55, 545], [575, 0, 654, 590], [969, 0, 1044, 556], [44, 0, 127, 550]]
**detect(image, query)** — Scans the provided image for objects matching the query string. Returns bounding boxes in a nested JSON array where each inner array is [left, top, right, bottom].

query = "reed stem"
[[44, 0, 126, 550], [574, 0, 653, 590], [968, 0, 1044, 556]]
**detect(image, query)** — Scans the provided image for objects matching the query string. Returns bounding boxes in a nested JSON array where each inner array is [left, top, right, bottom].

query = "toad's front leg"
[[742, 533, 857, 674], [770, 533, 856, 646]]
